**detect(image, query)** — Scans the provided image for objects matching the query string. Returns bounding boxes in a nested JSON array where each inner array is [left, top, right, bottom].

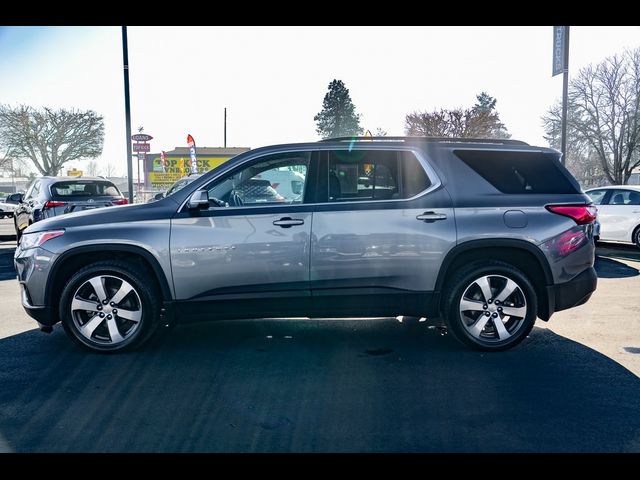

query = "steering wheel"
[[229, 190, 244, 207]]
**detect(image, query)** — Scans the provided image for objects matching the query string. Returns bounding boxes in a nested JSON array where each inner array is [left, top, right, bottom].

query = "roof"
[[585, 185, 640, 191], [41, 176, 113, 181], [319, 135, 529, 146], [158, 147, 251, 156]]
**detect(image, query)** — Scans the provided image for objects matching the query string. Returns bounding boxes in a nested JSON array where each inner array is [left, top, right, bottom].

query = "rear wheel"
[[443, 260, 537, 351], [634, 226, 640, 249], [60, 261, 161, 353]]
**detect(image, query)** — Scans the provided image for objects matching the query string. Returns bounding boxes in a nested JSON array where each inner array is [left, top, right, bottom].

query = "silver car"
[[14, 137, 598, 353]]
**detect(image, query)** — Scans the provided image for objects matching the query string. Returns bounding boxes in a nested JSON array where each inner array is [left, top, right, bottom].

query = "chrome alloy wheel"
[[458, 274, 527, 342], [71, 275, 143, 346]]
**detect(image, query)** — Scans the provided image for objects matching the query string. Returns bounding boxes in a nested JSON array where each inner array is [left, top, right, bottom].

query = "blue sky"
[[1, 26, 640, 176]]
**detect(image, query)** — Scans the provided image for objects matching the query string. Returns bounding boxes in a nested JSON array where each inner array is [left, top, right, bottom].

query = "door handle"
[[416, 211, 447, 222], [273, 217, 304, 228]]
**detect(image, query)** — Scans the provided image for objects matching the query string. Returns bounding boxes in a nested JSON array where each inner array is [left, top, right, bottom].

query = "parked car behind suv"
[[585, 186, 640, 248], [14, 137, 597, 353], [13, 176, 128, 240]]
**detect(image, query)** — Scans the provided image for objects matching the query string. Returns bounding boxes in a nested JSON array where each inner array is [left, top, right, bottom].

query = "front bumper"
[[14, 245, 58, 327], [545, 266, 597, 319]]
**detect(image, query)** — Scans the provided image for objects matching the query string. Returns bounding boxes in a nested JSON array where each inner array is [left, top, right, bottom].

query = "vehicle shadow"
[[0, 246, 16, 281], [596, 242, 640, 263], [0, 319, 639, 452], [594, 256, 639, 278]]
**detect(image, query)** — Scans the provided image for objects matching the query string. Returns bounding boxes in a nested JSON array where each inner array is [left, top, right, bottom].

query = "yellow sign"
[[67, 168, 83, 177], [147, 156, 232, 188]]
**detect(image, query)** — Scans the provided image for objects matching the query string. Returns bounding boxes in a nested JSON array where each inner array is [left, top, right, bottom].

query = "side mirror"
[[153, 192, 165, 200], [187, 189, 210, 210], [7, 193, 23, 204]]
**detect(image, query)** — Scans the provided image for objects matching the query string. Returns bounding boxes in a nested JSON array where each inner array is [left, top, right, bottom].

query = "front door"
[[170, 151, 317, 320], [309, 147, 456, 317]]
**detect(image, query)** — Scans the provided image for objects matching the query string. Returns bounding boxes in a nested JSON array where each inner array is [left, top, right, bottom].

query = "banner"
[[552, 26, 567, 77], [187, 134, 198, 174]]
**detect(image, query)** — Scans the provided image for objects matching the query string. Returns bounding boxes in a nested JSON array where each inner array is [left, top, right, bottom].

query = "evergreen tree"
[[314, 79, 363, 139]]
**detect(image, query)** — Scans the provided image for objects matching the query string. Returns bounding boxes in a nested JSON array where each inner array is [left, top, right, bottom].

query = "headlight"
[[20, 230, 65, 250]]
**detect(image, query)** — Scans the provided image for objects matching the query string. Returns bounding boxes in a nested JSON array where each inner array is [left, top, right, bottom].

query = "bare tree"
[[405, 93, 509, 139], [405, 108, 509, 138], [0, 105, 104, 176], [103, 163, 118, 177], [543, 104, 608, 188], [564, 48, 640, 184], [85, 160, 100, 176]]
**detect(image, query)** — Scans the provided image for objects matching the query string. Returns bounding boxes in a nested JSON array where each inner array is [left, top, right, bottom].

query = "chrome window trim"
[[178, 145, 442, 212]]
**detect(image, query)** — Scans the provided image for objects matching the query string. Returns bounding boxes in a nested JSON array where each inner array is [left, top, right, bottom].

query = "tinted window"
[[586, 189, 608, 205], [454, 150, 578, 194], [328, 150, 430, 202], [24, 180, 39, 201], [607, 189, 640, 206], [206, 152, 310, 207], [51, 181, 121, 197]]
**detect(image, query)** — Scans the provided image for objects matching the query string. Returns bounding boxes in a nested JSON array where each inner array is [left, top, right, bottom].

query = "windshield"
[[166, 177, 199, 197]]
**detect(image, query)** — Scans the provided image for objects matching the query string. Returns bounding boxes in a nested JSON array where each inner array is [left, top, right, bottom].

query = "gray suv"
[[14, 137, 598, 352]]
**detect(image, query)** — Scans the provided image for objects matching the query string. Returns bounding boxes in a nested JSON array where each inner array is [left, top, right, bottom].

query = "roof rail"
[[319, 136, 529, 146]]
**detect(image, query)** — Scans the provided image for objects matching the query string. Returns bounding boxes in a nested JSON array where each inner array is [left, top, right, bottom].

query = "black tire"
[[59, 260, 161, 353], [633, 225, 640, 249], [442, 260, 537, 351], [14, 218, 22, 242]]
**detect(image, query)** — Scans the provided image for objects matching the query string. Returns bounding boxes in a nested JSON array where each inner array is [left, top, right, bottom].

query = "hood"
[[24, 196, 180, 234]]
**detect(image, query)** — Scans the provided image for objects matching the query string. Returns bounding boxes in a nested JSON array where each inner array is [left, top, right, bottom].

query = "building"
[[144, 147, 250, 190]]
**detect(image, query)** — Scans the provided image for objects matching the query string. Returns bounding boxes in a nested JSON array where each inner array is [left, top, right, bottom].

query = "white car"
[[0, 197, 18, 219], [252, 168, 306, 202], [585, 186, 640, 248]]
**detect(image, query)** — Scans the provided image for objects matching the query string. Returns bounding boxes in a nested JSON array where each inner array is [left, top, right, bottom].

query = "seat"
[[329, 171, 341, 201], [611, 193, 625, 205], [83, 184, 98, 196]]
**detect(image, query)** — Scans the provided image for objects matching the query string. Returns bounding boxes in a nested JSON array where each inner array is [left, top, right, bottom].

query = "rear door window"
[[327, 149, 431, 202], [606, 190, 640, 206]]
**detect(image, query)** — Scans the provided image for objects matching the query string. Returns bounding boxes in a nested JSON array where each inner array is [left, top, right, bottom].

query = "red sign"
[[131, 133, 153, 142], [133, 143, 151, 152]]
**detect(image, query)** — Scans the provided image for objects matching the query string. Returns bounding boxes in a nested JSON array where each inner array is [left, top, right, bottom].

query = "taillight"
[[112, 199, 128, 205], [43, 200, 66, 209], [545, 204, 597, 225]]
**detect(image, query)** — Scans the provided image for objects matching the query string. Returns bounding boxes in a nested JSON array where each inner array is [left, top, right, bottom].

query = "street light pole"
[[560, 26, 570, 166], [122, 26, 134, 203]]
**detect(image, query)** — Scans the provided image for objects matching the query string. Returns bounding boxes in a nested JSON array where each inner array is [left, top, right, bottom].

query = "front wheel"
[[60, 261, 161, 353], [634, 226, 640, 249], [443, 260, 537, 351]]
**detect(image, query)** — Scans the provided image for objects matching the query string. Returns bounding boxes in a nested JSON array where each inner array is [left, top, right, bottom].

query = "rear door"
[[309, 147, 455, 316]]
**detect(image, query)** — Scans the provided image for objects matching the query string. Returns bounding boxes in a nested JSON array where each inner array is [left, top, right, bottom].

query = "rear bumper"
[[545, 266, 597, 319]]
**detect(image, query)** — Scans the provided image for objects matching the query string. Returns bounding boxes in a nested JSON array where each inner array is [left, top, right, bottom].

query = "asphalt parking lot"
[[1, 217, 639, 452]]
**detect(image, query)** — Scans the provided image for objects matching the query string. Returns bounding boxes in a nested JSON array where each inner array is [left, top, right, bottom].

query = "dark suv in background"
[[13, 176, 127, 240], [14, 137, 597, 353]]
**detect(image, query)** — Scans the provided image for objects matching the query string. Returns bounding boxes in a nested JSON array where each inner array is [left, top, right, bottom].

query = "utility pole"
[[122, 26, 134, 203], [224, 107, 227, 148], [560, 26, 570, 166]]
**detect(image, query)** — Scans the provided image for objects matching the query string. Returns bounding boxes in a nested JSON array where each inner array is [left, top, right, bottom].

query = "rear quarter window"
[[454, 150, 578, 194]]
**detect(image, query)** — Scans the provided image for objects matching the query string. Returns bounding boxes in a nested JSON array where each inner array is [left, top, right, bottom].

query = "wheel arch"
[[46, 245, 172, 318], [435, 239, 553, 320]]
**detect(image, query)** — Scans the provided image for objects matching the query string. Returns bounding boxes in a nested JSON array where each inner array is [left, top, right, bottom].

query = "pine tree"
[[314, 79, 363, 139]]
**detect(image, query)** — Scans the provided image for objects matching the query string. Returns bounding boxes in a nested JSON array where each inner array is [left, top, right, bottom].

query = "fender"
[[45, 244, 173, 305], [435, 238, 554, 293]]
